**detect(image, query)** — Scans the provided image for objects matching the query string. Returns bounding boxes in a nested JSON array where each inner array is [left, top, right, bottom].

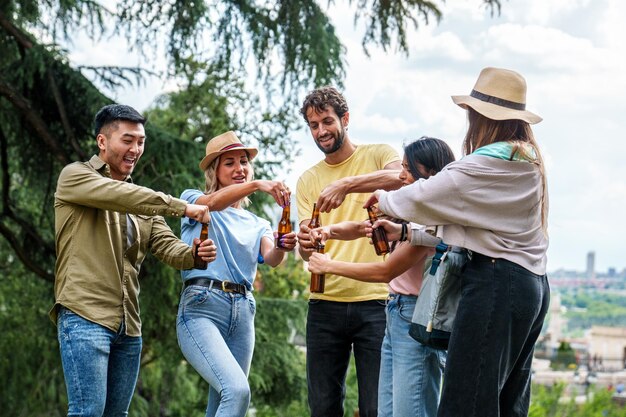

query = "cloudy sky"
[[74, 0, 625, 273]]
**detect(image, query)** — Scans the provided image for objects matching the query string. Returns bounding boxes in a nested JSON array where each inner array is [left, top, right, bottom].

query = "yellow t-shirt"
[[296, 144, 400, 301]]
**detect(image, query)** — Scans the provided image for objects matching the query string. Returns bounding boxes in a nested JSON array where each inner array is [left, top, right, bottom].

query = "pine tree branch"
[[46, 71, 87, 160], [0, 128, 55, 282], [0, 11, 33, 50], [0, 78, 70, 165]]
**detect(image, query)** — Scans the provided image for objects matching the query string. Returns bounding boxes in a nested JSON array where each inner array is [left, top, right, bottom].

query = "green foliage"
[[0, 244, 65, 416], [551, 341, 577, 370], [560, 290, 626, 331], [257, 253, 309, 299], [529, 383, 626, 417]]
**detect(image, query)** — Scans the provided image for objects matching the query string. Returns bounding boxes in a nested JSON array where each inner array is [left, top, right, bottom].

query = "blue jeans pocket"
[[183, 286, 211, 307]]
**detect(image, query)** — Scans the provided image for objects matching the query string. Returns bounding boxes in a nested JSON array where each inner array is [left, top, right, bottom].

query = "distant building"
[[586, 251, 596, 280], [588, 326, 626, 371]]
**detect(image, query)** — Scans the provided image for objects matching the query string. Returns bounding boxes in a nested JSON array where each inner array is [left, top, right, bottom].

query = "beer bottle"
[[194, 222, 209, 269], [308, 203, 325, 293], [275, 200, 292, 249], [310, 240, 326, 293], [308, 203, 320, 229], [367, 206, 390, 256]]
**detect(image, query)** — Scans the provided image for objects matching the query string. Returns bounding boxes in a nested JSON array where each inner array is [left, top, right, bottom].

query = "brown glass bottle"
[[275, 201, 292, 249], [310, 240, 326, 293], [308, 203, 320, 229], [308, 203, 325, 293], [366, 206, 390, 256], [194, 222, 209, 269]]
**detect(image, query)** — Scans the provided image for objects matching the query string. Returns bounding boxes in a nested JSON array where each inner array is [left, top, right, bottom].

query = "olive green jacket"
[[51, 155, 194, 336]]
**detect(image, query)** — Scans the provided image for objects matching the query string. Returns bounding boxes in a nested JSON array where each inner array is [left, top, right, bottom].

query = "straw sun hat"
[[452, 67, 542, 124], [199, 131, 259, 171]]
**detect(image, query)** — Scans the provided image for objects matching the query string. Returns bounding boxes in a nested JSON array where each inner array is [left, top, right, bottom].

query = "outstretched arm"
[[317, 161, 403, 213], [260, 234, 295, 267], [307, 243, 429, 282], [194, 180, 290, 211], [309, 220, 371, 243]]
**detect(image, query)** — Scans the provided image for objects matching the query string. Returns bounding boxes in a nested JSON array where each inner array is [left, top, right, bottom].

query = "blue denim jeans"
[[437, 254, 550, 417], [306, 299, 387, 417], [176, 284, 256, 417], [57, 307, 142, 417], [378, 294, 446, 417]]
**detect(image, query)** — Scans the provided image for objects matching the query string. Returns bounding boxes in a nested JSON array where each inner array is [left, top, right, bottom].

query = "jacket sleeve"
[[148, 216, 195, 270], [56, 162, 187, 217]]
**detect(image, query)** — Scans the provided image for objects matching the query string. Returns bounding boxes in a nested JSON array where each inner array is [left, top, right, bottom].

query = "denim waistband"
[[388, 293, 418, 301]]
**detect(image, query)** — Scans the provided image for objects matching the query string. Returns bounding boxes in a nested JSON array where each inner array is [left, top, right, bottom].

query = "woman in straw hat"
[[364, 67, 550, 417], [176, 131, 296, 417]]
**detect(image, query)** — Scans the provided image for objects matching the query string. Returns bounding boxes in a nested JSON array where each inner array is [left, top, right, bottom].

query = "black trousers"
[[437, 254, 550, 417], [306, 299, 387, 417]]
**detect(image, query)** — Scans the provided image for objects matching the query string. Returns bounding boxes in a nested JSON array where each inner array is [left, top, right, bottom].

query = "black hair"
[[404, 136, 456, 180], [94, 104, 146, 137], [299, 86, 349, 124]]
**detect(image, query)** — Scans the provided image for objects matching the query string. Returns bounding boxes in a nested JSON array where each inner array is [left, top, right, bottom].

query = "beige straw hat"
[[199, 131, 259, 171], [451, 67, 542, 124]]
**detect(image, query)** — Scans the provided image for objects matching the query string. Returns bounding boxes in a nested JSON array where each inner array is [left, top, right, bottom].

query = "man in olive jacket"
[[51, 104, 216, 416]]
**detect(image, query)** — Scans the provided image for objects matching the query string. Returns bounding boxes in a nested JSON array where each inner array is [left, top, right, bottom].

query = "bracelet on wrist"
[[400, 223, 408, 242]]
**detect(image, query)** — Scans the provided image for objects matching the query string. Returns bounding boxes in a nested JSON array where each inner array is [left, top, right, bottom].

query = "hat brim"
[[199, 147, 259, 171], [451, 95, 542, 124]]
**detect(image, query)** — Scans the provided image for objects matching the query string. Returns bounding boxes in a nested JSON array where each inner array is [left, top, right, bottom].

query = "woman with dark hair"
[[176, 131, 296, 417], [365, 67, 550, 417], [308, 136, 455, 417]]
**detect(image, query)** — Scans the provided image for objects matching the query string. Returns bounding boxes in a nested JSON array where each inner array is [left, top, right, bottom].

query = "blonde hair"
[[463, 108, 548, 234], [203, 152, 254, 208]]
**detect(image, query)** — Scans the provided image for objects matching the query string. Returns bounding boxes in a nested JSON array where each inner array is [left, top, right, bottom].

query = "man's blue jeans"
[[437, 254, 550, 417], [378, 294, 446, 417], [306, 299, 386, 417], [176, 284, 256, 417], [57, 307, 142, 417]]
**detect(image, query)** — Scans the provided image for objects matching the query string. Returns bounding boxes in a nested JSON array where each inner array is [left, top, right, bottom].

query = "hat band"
[[470, 90, 526, 111], [220, 143, 245, 152]]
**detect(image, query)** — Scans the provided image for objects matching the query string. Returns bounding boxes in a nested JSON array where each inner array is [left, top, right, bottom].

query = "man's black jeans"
[[306, 299, 387, 417]]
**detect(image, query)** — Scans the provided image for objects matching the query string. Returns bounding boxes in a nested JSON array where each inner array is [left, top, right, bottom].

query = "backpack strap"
[[429, 242, 449, 275]]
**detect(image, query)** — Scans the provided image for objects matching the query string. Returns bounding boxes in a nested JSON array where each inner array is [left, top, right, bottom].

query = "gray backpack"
[[409, 243, 468, 350]]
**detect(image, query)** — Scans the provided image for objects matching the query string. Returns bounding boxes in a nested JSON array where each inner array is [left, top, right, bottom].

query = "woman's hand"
[[363, 190, 383, 209], [257, 180, 290, 207], [307, 252, 331, 274], [274, 231, 296, 251], [369, 219, 403, 241], [309, 226, 331, 244]]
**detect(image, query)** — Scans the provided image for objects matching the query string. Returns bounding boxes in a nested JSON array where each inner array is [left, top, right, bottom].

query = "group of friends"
[[51, 66, 551, 417]]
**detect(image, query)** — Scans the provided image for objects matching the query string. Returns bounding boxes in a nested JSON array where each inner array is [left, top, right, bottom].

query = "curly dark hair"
[[299, 86, 349, 124]]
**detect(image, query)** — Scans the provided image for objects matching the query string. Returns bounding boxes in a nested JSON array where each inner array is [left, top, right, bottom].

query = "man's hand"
[[193, 237, 217, 264], [307, 252, 330, 275], [185, 203, 210, 223], [316, 180, 348, 213], [297, 223, 316, 259]]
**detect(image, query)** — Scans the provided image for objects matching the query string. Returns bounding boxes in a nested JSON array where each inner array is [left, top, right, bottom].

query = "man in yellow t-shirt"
[[296, 86, 401, 417]]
